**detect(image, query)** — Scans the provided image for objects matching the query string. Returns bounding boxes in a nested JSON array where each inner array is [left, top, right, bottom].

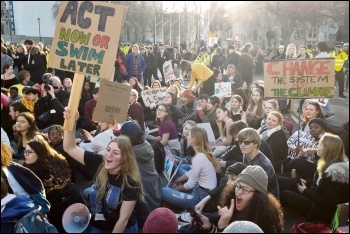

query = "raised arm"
[[63, 107, 85, 165]]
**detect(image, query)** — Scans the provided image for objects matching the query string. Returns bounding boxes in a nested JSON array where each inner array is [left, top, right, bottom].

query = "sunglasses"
[[237, 141, 254, 145]]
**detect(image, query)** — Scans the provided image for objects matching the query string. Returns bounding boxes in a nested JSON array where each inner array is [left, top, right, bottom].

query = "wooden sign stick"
[[63, 73, 85, 131]]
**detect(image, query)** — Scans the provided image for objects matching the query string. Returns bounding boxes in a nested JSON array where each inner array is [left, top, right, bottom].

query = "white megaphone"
[[62, 203, 91, 233]]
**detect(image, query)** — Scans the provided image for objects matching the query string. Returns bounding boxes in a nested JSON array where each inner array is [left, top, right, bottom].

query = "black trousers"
[[145, 67, 158, 86], [281, 190, 313, 217], [335, 70, 345, 96]]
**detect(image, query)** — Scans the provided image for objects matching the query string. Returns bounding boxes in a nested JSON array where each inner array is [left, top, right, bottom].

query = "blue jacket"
[[126, 53, 146, 81]]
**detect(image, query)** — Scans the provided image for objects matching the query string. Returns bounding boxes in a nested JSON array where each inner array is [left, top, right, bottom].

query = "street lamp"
[[37, 17, 42, 42]]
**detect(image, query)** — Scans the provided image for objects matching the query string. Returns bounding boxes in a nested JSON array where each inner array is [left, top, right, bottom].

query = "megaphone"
[[62, 203, 91, 233]]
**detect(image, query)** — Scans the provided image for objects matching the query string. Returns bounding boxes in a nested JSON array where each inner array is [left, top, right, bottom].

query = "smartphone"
[[189, 208, 203, 227], [78, 129, 87, 140]]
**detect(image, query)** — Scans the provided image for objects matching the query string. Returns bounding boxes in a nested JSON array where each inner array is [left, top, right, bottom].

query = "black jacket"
[[226, 51, 240, 68], [156, 50, 170, 67], [23, 53, 46, 84], [265, 129, 288, 172], [144, 52, 157, 69], [170, 52, 182, 67], [303, 161, 349, 224]]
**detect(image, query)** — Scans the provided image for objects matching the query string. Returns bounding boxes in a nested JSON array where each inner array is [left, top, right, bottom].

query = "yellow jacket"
[[329, 50, 348, 71], [306, 49, 314, 58], [20, 97, 35, 112], [194, 53, 210, 67], [188, 63, 214, 91]]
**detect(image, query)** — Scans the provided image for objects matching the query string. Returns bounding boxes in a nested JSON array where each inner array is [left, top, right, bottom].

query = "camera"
[[42, 73, 53, 91]]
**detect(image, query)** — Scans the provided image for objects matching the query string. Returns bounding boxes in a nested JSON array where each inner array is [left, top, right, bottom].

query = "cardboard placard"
[[163, 61, 176, 83], [141, 87, 167, 107], [163, 148, 176, 181], [214, 82, 231, 97], [309, 98, 329, 107], [287, 130, 314, 159], [92, 79, 131, 122], [197, 123, 216, 142], [264, 58, 335, 99], [49, 1, 126, 80]]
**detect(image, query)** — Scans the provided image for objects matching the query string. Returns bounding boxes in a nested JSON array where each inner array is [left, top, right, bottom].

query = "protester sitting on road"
[[163, 92, 186, 131], [147, 104, 181, 155], [162, 127, 220, 210], [284, 118, 327, 179], [151, 80, 161, 89], [245, 88, 264, 129], [281, 133, 349, 224], [63, 108, 144, 233], [179, 120, 197, 163], [23, 138, 84, 232], [168, 84, 180, 104], [301, 101, 325, 132], [227, 95, 246, 122], [128, 88, 145, 131], [143, 208, 179, 233], [180, 89, 200, 123], [1, 142, 50, 215], [117, 121, 162, 229], [211, 107, 234, 150], [193, 165, 284, 233], [15, 112, 47, 160], [258, 111, 288, 173]]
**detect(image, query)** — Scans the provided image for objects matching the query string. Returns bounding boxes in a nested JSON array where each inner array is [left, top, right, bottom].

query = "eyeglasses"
[[235, 183, 255, 195], [237, 140, 254, 145], [23, 150, 35, 155], [156, 109, 166, 112]]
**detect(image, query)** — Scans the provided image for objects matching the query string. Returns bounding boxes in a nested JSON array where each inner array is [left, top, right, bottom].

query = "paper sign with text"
[[141, 87, 167, 107], [163, 61, 176, 83], [309, 98, 329, 107], [287, 130, 314, 159], [163, 148, 176, 181], [92, 79, 131, 122], [214, 82, 231, 97], [264, 58, 335, 99], [49, 1, 126, 80]]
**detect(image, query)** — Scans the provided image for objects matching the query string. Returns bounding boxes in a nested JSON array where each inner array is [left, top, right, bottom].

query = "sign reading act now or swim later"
[[49, 1, 126, 80], [264, 58, 335, 99]]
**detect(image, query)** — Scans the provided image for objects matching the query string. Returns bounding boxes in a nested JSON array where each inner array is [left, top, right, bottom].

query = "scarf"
[[260, 125, 281, 141]]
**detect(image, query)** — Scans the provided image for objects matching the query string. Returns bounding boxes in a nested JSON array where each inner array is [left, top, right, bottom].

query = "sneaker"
[[178, 212, 191, 223], [325, 113, 335, 119]]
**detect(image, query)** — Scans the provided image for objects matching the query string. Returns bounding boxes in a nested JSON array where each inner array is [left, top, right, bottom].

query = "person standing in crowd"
[[113, 47, 127, 83], [11, 43, 27, 75], [126, 44, 146, 82], [63, 77, 72, 92], [1, 45, 14, 75], [297, 45, 311, 59], [226, 45, 240, 69], [162, 127, 220, 210], [329, 42, 348, 98], [143, 46, 157, 87], [237, 43, 255, 88], [156, 43, 170, 82], [281, 133, 349, 224], [82, 87, 98, 131], [9, 87, 22, 103], [63, 108, 144, 233], [180, 60, 216, 96], [23, 46, 46, 84], [170, 46, 182, 77], [23, 138, 84, 232], [271, 45, 286, 60]]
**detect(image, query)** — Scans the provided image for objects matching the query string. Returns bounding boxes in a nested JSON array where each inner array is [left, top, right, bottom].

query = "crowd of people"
[[1, 35, 349, 233]]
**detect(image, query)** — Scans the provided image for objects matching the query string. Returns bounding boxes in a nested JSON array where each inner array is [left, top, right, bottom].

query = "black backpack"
[[151, 141, 166, 173]]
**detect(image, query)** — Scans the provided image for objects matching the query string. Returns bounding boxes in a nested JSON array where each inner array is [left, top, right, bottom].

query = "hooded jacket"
[[303, 161, 349, 223]]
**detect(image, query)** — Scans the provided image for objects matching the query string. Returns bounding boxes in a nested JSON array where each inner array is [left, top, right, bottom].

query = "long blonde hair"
[[191, 127, 220, 171], [317, 133, 347, 176], [95, 136, 144, 202]]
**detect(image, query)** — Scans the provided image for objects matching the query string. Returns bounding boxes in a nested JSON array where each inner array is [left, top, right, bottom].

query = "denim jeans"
[[87, 222, 138, 233], [162, 167, 210, 210]]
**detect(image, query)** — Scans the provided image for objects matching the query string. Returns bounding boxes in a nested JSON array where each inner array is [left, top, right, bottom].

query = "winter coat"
[[303, 161, 349, 223]]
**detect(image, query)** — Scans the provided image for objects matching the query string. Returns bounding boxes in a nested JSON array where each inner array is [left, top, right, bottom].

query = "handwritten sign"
[[264, 58, 335, 99], [163, 61, 176, 83], [214, 82, 231, 97], [141, 87, 167, 107], [49, 1, 126, 80], [287, 130, 314, 159], [163, 148, 176, 181], [92, 79, 131, 122], [309, 98, 329, 107]]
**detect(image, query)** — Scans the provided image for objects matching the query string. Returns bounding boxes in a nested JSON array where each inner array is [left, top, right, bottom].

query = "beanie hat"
[[226, 162, 247, 176], [237, 165, 268, 194], [120, 121, 142, 136], [223, 221, 263, 233], [143, 208, 178, 233]]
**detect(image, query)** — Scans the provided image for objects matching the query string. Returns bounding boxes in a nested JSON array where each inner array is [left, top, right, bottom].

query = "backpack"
[[4, 209, 58, 233], [151, 141, 166, 173]]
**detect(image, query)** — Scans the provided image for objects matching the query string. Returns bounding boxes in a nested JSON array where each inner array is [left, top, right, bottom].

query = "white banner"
[[287, 130, 314, 159], [309, 98, 329, 107], [141, 87, 167, 107], [163, 60, 176, 83], [163, 148, 176, 181], [214, 82, 231, 97]]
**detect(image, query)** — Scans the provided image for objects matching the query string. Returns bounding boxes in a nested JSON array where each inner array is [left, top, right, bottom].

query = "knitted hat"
[[143, 208, 178, 233], [236, 165, 268, 194], [120, 121, 142, 136], [226, 162, 247, 176], [223, 221, 263, 233]]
